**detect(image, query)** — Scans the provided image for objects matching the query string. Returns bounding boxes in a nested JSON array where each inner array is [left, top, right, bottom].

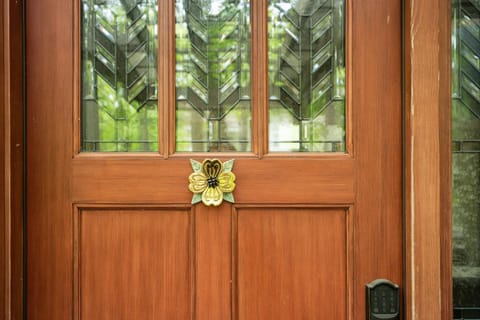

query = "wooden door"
[[26, 0, 402, 319]]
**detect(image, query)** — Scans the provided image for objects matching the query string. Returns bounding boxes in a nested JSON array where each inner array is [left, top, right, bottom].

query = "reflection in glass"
[[175, 0, 252, 152], [268, 0, 345, 152], [81, 0, 158, 152], [452, 0, 480, 318]]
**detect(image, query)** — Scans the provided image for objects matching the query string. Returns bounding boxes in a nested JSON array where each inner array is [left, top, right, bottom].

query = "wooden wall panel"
[[77, 208, 192, 320], [236, 208, 349, 320]]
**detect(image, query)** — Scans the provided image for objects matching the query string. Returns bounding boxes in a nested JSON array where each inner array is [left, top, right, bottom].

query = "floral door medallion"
[[188, 159, 236, 206]]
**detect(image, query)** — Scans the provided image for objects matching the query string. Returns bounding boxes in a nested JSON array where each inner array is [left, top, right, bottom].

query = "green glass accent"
[[175, 0, 252, 152], [223, 192, 234, 203], [451, 0, 480, 311], [222, 159, 234, 172], [190, 159, 202, 173], [268, 0, 346, 152], [81, 0, 159, 152], [191, 193, 202, 204]]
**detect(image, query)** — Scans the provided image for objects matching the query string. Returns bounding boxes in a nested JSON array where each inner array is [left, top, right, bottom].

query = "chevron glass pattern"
[[175, 0, 252, 152], [81, 0, 159, 152], [451, 0, 480, 311], [268, 0, 345, 152]]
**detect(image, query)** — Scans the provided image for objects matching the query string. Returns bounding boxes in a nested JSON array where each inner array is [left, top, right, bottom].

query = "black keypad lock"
[[366, 279, 400, 320]]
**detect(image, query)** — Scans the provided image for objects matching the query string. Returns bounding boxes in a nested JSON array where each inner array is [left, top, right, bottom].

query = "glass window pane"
[[452, 0, 480, 316], [81, 0, 159, 152], [175, 0, 252, 152], [268, 0, 345, 152]]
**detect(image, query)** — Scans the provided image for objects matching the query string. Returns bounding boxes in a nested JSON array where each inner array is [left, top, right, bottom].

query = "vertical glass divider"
[[345, 0, 353, 155], [251, 0, 269, 157], [159, 0, 174, 157], [74, 0, 81, 155]]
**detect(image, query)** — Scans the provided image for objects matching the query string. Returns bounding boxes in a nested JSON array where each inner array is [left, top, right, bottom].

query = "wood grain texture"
[[77, 208, 191, 319], [195, 204, 232, 320], [438, 1, 453, 319], [26, 0, 73, 318], [252, 0, 268, 156], [404, 1, 452, 319], [160, 0, 174, 157], [236, 208, 348, 320], [26, 0, 403, 319], [352, 0, 403, 317], [8, 0, 25, 318], [1, 1, 6, 316], [2, 1, 24, 318], [72, 157, 355, 204]]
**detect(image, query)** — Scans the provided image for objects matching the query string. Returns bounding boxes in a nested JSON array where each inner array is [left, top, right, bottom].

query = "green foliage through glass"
[[81, 0, 159, 152], [451, 0, 480, 310], [175, 0, 252, 152], [268, 0, 346, 152]]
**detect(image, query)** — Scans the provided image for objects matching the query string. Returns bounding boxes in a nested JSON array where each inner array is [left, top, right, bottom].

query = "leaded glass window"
[[81, 0, 159, 152], [268, 0, 345, 152], [451, 0, 480, 317], [175, 0, 252, 152]]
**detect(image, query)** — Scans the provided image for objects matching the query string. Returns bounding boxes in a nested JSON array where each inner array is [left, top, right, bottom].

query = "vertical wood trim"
[[404, 1, 452, 319], [73, 0, 80, 156], [160, 0, 174, 157], [8, 0, 23, 318], [26, 0, 74, 317], [1, 0, 7, 316], [345, 0, 353, 156], [438, 0, 453, 318], [2, 0, 24, 319], [251, 0, 267, 157], [3, 0, 12, 313], [2, 0, 12, 318]]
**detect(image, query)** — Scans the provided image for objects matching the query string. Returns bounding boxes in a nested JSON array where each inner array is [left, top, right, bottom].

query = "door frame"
[[404, 1, 452, 319], [1, 0, 452, 319], [2, 0, 24, 319]]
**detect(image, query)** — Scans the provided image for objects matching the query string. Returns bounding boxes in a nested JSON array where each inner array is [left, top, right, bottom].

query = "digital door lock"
[[366, 279, 400, 320]]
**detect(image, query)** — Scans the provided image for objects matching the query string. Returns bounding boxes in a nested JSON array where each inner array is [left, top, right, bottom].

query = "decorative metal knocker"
[[188, 159, 236, 206]]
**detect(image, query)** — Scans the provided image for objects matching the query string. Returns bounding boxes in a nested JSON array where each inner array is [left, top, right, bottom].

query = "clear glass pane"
[[175, 0, 252, 152], [268, 0, 345, 152], [452, 0, 480, 317], [81, 0, 159, 152]]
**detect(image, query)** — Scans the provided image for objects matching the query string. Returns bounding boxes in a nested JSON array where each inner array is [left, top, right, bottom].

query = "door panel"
[[26, 1, 402, 320], [77, 208, 191, 319], [236, 207, 349, 319]]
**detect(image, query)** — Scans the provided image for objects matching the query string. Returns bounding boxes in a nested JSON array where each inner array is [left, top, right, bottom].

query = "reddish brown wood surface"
[[404, 1, 452, 319], [236, 208, 349, 319], [1, 2, 6, 316], [72, 157, 355, 204], [2, 0, 24, 318], [26, 0, 73, 318], [195, 205, 232, 320], [26, 1, 403, 319], [77, 208, 191, 319], [8, 1, 24, 318], [352, 0, 403, 316]]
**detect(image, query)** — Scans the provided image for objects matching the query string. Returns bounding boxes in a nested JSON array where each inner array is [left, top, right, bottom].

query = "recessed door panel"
[[76, 208, 191, 319], [236, 208, 350, 320]]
